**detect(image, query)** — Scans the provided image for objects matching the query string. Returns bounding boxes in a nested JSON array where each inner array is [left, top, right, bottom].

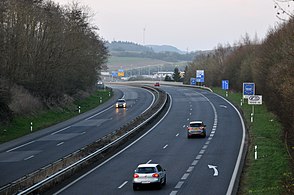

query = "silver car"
[[133, 163, 167, 190], [115, 98, 127, 108]]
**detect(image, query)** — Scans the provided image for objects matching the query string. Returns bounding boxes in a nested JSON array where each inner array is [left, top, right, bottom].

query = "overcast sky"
[[54, 0, 280, 51]]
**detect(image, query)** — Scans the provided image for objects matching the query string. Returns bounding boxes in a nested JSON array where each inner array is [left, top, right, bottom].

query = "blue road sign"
[[112, 71, 118, 77], [222, 80, 229, 90], [196, 70, 204, 83], [243, 83, 255, 98], [190, 78, 196, 85]]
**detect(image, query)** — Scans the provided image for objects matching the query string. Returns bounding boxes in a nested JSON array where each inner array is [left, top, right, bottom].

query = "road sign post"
[[248, 95, 262, 123], [222, 80, 229, 97]]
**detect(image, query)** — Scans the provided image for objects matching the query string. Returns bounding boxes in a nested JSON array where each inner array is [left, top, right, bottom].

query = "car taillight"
[[152, 173, 159, 178], [188, 127, 192, 130], [133, 174, 139, 178]]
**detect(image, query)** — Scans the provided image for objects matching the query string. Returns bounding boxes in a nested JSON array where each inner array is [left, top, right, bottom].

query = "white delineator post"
[[255, 145, 258, 160]]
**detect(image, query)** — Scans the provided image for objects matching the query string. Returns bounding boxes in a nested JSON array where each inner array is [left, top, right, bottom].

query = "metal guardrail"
[[0, 86, 168, 195]]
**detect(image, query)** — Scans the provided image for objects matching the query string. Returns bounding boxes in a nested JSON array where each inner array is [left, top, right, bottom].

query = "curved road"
[[0, 85, 154, 187], [51, 86, 245, 195]]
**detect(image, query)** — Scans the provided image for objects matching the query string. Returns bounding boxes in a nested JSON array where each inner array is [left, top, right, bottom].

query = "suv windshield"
[[136, 167, 156, 173]]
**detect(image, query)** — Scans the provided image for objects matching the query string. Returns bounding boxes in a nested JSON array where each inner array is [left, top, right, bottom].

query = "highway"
[[51, 86, 245, 195], [0, 85, 155, 187]]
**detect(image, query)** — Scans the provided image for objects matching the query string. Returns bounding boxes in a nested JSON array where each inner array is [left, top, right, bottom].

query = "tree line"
[[0, 0, 108, 122], [184, 18, 294, 149]]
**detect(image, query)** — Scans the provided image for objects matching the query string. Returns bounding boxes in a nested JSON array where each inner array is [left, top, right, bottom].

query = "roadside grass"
[[0, 89, 112, 144], [213, 88, 293, 195]]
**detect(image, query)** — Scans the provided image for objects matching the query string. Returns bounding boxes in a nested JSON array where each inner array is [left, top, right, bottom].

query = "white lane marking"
[[220, 105, 227, 108], [192, 160, 198, 166], [196, 155, 202, 160], [53, 94, 173, 195], [190, 108, 192, 111], [190, 113, 192, 115], [176, 133, 179, 137], [51, 126, 71, 135], [118, 181, 128, 189], [86, 104, 115, 120], [199, 149, 205, 154], [80, 132, 86, 135], [170, 191, 178, 195], [182, 125, 185, 128], [208, 165, 219, 176], [6, 141, 36, 152], [146, 160, 152, 164], [181, 173, 189, 180], [208, 137, 212, 140], [202, 145, 208, 149], [57, 142, 64, 146], [187, 166, 194, 172], [187, 118, 189, 121], [24, 155, 34, 161], [205, 141, 211, 144], [163, 144, 168, 149], [175, 181, 184, 189]]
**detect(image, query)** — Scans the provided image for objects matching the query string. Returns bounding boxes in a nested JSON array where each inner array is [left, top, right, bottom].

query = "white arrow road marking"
[[220, 105, 227, 108], [208, 165, 218, 176], [118, 181, 128, 189]]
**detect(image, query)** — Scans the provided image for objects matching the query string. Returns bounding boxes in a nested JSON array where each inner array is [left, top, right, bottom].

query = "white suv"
[[132, 163, 166, 190]]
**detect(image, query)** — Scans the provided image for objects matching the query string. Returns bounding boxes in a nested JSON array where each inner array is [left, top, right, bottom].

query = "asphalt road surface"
[[0, 85, 154, 187], [51, 86, 245, 195]]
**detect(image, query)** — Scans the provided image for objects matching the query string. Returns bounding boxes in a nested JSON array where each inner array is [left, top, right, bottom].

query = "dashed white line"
[[199, 149, 205, 154], [202, 145, 208, 149], [205, 141, 211, 145], [187, 118, 190, 121], [118, 181, 128, 189], [208, 137, 213, 140], [192, 160, 199, 166], [176, 133, 179, 137], [181, 173, 190, 180], [80, 132, 86, 135], [196, 155, 202, 160], [182, 125, 186, 128], [24, 155, 34, 161], [57, 142, 64, 146], [175, 181, 184, 189], [187, 166, 194, 172], [6, 141, 36, 152], [170, 191, 178, 195], [163, 144, 168, 149]]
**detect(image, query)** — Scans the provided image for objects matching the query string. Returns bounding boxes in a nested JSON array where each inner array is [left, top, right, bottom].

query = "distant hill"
[[146, 45, 185, 54], [105, 41, 153, 53], [106, 41, 197, 62]]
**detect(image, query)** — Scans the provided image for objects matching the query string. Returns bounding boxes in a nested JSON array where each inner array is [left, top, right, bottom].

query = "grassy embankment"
[[0, 89, 112, 144], [213, 88, 293, 194]]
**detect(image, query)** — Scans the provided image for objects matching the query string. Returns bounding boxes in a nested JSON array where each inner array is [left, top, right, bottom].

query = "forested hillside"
[[184, 18, 294, 158], [106, 41, 205, 62], [0, 0, 108, 123]]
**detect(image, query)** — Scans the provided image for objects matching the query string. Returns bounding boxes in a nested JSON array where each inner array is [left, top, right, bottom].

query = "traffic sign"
[[243, 83, 255, 99], [196, 70, 204, 83], [190, 78, 196, 85], [248, 95, 262, 105], [112, 71, 118, 77], [222, 80, 229, 90]]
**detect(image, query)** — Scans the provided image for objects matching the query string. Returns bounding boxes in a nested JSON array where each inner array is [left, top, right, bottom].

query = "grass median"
[[212, 88, 293, 195], [0, 89, 113, 144]]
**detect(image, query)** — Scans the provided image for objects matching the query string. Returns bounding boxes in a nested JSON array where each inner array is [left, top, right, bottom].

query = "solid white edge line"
[[213, 94, 245, 195], [53, 93, 173, 195], [6, 141, 36, 152], [51, 126, 71, 135]]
